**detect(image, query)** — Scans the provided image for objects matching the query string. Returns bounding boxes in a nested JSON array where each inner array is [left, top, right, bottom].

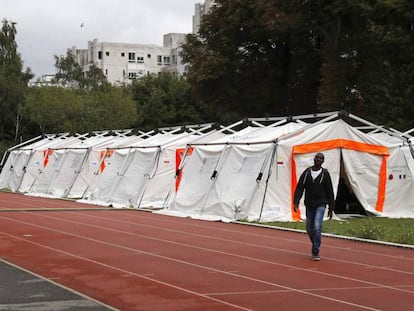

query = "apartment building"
[[193, 0, 215, 34], [54, 1, 214, 86], [70, 33, 186, 85]]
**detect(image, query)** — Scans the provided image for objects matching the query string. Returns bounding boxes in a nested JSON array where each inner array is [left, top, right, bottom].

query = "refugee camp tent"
[[0, 135, 51, 192], [2, 111, 414, 221], [27, 132, 145, 199], [79, 123, 232, 208], [0, 134, 84, 193], [64, 134, 145, 199], [80, 132, 194, 207], [162, 120, 307, 221], [255, 119, 392, 221], [163, 112, 414, 221]]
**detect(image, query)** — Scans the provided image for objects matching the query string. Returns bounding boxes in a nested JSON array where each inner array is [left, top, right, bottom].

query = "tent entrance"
[[335, 155, 366, 215]]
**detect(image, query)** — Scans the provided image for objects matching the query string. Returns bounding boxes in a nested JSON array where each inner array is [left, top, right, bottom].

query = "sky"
[[1, 0, 201, 79]]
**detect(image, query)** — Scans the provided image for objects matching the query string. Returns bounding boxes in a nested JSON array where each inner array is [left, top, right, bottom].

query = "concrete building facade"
[[71, 33, 186, 85], [193, 0, 215, 34], [59, 1, 214, 85]]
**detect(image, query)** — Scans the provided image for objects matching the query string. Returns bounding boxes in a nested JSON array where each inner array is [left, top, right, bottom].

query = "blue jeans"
[[306, 205, 326, 256]]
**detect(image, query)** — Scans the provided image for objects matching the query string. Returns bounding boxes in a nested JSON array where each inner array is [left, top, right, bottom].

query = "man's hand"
[[328, 208, 333, 220], [293, 204, 299, 213]]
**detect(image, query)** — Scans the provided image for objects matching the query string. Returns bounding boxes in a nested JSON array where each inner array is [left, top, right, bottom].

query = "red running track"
[[0, 192, 413, 310]]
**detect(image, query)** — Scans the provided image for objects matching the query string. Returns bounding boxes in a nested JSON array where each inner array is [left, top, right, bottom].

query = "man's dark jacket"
[[294, 167, 335, 210]]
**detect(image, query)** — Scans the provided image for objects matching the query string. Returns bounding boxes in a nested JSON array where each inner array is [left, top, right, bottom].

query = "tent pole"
[[258, 142, 278, 222], [199, 145, 231, 215], [16, 150, 36, 192], [64, 148, 91, 198], [240, 142, 275, 220], [107, 147, 135, 203], [135, 147, 162, 208], [347, 112, 409, 142], [162, 145, 192, 210]]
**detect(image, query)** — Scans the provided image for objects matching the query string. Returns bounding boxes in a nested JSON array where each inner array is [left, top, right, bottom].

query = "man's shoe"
[[312, 255, 320, 261]]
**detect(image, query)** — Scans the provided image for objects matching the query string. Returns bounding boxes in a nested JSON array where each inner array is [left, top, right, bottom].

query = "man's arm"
[[293, 169, 307, 211], [325, 170, 335, 219]]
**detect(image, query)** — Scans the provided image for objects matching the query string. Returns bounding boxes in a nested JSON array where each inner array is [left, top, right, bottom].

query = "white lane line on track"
[[61, 210, 414, 273], [4, 199, 411, 259], [0, 230, 253, 311], [19, 211, 414, 283], [0, 196, 78, 208], [0, 214, 405, 311], [137, 211, 414, 255], [205, 284, 414, 296], [0, 230, 379, 311]]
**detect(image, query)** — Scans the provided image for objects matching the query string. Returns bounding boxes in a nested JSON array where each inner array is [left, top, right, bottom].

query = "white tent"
[[29, 134, 144, 199], [163, 113, 414, 221], [2, 111, 414, 221], [163, 121, 306, 221], [0, 135, 48, 192], [0, 134, 84, 193], [64, 135, 144, 199], [79, 123, 232, 208]]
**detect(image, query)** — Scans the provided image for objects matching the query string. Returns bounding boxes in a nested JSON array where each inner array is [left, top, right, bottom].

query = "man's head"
[[313, 152, 325, 168]]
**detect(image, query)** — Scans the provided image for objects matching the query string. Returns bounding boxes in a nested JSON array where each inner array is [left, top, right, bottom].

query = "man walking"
[[293, 152, 335, 261]]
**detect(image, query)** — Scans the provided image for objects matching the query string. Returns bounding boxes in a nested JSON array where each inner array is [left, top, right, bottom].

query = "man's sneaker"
[[312, 255, 320, 261]]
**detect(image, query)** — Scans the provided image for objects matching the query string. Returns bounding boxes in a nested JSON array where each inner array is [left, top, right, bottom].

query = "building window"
[[98, 51, 102, 60], [147, 54, 151, 58], [163, 56, 170, 65], [157, 55, 162, 65], [137, 56, 144, 63], [106, 51, 110, 56], [121, 52, 125, 57], [128, 52, 135, 63], [105, 69, 108, 75], [128, 72, 137, 79]]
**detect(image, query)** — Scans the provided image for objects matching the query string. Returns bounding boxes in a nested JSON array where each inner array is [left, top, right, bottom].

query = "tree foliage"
[[355, 0, 414, 128], [3, 1, 414, 147], [54, 50, 109, 90], [25, 86, 137, 134], [0, 19, 33, 142], [181, 0, 414, 128], [129, 74, 203, 130], [181, 0, 321, 121]]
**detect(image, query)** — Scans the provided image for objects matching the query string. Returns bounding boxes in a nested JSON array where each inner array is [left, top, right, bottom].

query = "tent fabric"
[[78, 131, 229, 208], [290, 138, 390, 220], [164, 122, 306, 221], [8, 136, 83, 193], [2, 113, 414, 221], [163, 119, 414, 221]]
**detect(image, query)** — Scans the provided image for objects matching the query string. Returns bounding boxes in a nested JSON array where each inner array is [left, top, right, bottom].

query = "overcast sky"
[[2, 0, 201, 79]]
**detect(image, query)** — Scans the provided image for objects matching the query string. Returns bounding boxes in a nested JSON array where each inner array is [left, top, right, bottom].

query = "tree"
[[355, 0, 414, 129], [54, 51, 109, 90], [53, 50, 83, 87], [129, 74, 203, 130], [272, 0, 378, 112], [0, 19, 33, 142], [25, 85, 137, 134], [182, 0, 414, 130], [25, 87, 82, 134], [82, 86, 137, 132], [84, 63, 109, 90], [181, 0, 321, 122]]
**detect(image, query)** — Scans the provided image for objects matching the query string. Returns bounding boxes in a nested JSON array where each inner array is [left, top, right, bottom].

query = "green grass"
[[258, 217, 414, 246]]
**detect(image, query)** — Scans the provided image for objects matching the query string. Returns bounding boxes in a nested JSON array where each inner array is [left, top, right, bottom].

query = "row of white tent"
[[1, 111, 414, 222]]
